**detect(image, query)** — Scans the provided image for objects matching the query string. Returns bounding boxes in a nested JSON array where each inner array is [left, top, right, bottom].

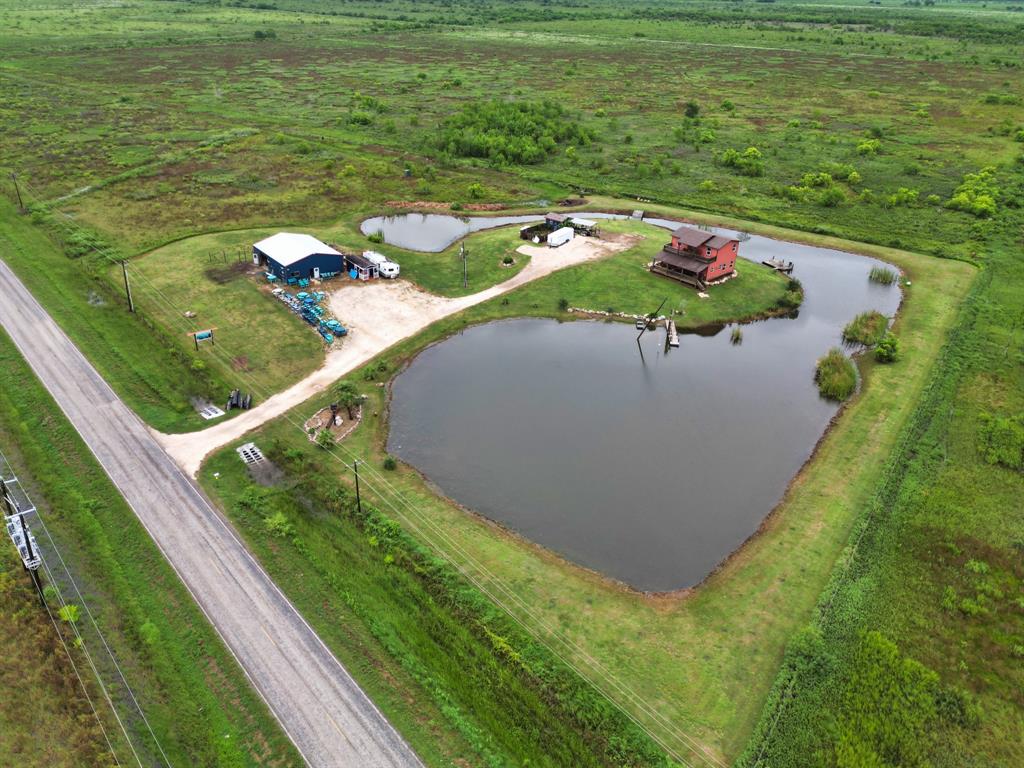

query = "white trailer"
[[547, 226, 575, 248], [363, 250, 400, 278]]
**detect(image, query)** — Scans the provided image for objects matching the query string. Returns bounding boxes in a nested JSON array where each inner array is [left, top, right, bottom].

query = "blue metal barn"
[[252, 232, 344, 281]]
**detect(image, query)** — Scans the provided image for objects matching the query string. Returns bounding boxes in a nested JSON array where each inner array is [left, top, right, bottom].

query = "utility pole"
[[121, 260, 135, 313], [3, 460, 43, 602], [10, 173, 24, 212], [461, 243, 468, 290], [353, 460, 363, 516]]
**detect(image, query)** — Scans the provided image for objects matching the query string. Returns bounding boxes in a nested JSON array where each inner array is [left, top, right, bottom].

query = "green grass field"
[[0, 328, 300, 767], [1, 0, 1022, 765]]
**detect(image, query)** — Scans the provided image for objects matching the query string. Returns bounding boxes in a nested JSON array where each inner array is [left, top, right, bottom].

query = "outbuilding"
[[545, 212, 570, 229], [253, 233, 343, 282], [344, 252, 379, 281]]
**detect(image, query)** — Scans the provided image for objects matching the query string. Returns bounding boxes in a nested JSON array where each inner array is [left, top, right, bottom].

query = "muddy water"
[[360, 212, 628, 252], [387, 224, 901, 591]]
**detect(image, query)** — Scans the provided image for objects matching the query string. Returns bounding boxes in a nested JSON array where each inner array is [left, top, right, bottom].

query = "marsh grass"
[[869, 266, 898, 285], [815, 347, 857, 401], [843, 310, 889, 346]]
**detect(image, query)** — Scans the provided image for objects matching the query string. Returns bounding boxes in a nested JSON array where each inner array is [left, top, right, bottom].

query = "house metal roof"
[[545, 212, 569, 223], [706, 235, 735, 250], [671, 226, 716, 248], [253, 232, 341, 267], [656, 248, 709, 273]]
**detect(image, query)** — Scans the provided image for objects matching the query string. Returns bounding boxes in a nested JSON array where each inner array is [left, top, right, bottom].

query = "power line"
[[16, 178, 724, 767], [0, 447, 171, 767], [36, 567, 123, 768]]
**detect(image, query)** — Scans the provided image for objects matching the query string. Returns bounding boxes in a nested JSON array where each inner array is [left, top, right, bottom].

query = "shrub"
[[684, 100, 700, 118], [367, 230, 384, 244], [467, 182, 484, 199], [885, 187, 919, 208], [977, 412, 1024, 469], [874, 332, 900, 363], [58, 604, 81, 623], [501, 255, 514, 265], [945, 166, 999, 218], [815, 348, 857, 400], [263, 511, 293, 538], [721, 146, 765, 176], [856, 138, 881, 155], [557, 297, 569, 311], [843, 311, 889, 345], [315, 429, 335, 450], [819, 186, 845, 207], [436, 99, 593, 165], [383, 456, 397, 471], [730, 327, 743, 345]]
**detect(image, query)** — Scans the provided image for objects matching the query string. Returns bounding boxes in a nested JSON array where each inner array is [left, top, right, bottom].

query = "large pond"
[[387, 220, 902, 591], [360, 212, 628, 252]]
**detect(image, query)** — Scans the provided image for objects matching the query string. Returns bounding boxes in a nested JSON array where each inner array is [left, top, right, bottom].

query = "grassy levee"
[[739, 232, 1024, 764], [0, 199, 225, 432], [197, 205, 971, 764], [0, 328, 301, 767]]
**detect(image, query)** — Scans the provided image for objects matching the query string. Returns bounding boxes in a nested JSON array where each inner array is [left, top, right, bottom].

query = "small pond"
[[360, 212, 627, 252], [387, 221, 902, 591]]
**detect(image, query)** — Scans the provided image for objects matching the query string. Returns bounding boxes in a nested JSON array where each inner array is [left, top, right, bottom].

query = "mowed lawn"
[[131, 228, 326, 398], [232, 207, 975, 764]]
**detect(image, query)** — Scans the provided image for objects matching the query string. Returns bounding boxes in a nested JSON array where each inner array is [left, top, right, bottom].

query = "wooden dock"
[[666, 319, 679, 348], [762, 257, 794, 274]]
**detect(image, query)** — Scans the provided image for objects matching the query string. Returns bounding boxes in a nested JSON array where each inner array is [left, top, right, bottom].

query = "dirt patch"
[[304, 404, 363, 444], [232, 356, 251, 372], [248, 459, 284, 487], [204, 261, 251, 284]]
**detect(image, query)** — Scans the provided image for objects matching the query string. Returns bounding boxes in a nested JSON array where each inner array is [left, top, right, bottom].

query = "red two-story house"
[[650, 225, 740, 289]]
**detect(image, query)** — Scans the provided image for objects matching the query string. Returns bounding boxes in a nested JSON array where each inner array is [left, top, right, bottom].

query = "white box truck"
[[363, 250, 400, 278], [547, 226, 574, 248]]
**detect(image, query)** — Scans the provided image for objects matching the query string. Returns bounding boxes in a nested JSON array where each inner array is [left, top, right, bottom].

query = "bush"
[[815, 348, 857, 400], [885, 187, 919, 208], [367, 230, 384, 244], [263, 511, 293, 538], [467, 182, 484, 199], [819, 186, 845, 207], [857, 138, 881, 155], [721, 146, 765, 176], [843, 310, 888, 345], [945, 166, 999, 218], [383, 456, 397, 471], [874, 332, 900, 363], [977, 413, 1024, 469], [557, 297, 569, 311], [437, 99, 593, 165]]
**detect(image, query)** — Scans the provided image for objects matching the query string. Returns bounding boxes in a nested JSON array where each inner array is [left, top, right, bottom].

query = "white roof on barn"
[[253, 232, 340, 267], [570, 217, 597, 228]]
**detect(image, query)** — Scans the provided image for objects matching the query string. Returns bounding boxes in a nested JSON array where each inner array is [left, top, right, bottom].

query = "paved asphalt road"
[[0, 258, 423, 768]]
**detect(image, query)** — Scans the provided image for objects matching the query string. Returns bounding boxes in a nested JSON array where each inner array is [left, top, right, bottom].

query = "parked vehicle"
[[547, 227, 574, 248], [363, 250, 400, 278]]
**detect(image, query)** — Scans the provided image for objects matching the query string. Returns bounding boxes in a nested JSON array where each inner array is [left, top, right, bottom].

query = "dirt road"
[[0, 258, 424, 768], [159, 235, 634, 475]]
